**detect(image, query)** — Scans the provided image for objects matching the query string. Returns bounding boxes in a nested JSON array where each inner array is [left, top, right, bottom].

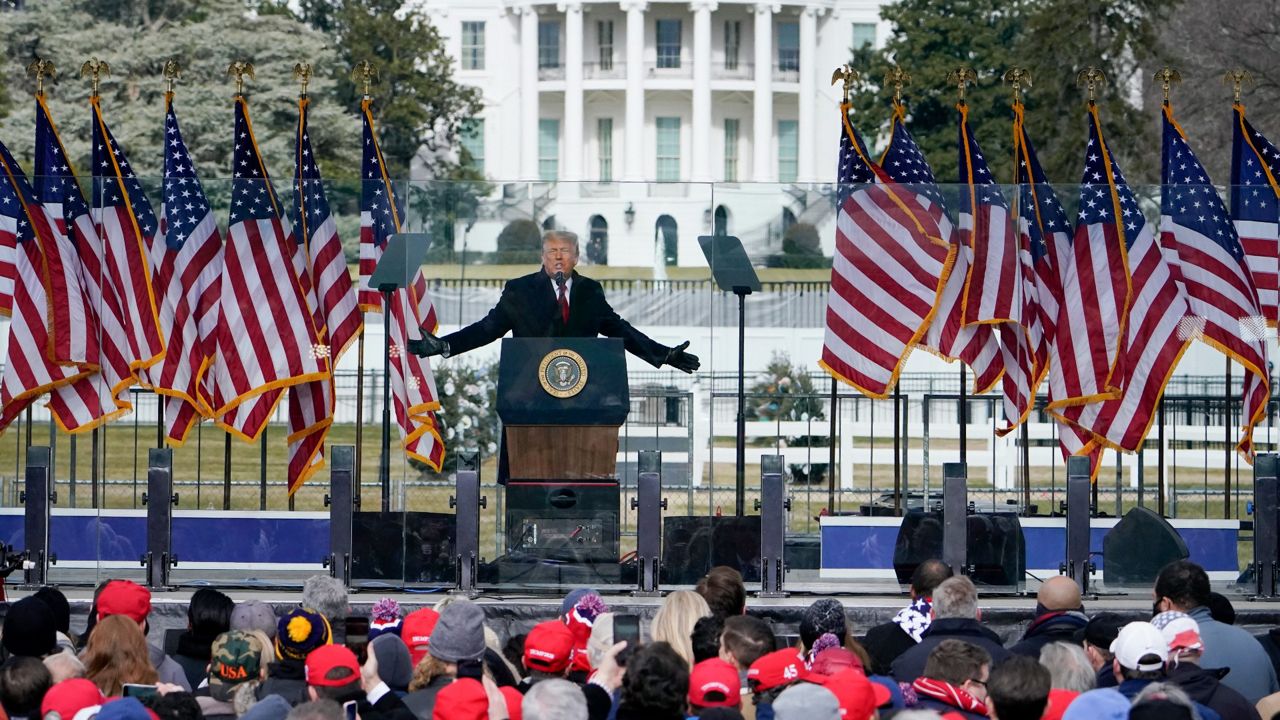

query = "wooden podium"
[[496, 337, 630, 481]]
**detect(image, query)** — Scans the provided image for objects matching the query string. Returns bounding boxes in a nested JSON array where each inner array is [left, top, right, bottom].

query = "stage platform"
[[16, 586, 1280, 647]]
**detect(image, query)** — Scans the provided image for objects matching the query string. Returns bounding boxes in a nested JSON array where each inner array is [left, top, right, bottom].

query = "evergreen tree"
[[850, 0, 1175, 187]]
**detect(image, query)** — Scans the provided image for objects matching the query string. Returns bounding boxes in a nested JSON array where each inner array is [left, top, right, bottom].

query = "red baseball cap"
[[42, 679, 105, 720], [523, 621, 575, 674], [305, 644, 360, 688], [747, 649, 808, 692], [97, 580, 151, 623], [688, 658, 741, 708], [819, 669, 891, 719], [402, 608, 440, 665], [500, 686, 524, 720], [431, 678, 488, 720]]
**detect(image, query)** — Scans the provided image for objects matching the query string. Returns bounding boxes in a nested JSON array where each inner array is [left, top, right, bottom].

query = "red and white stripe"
[[208, 215, 326, 440], [820, 183, 952, 397], [148, 209, 223, 444], [1238, 221, 1278, 327], [1059, 223, 1190, 452], [922, 236, 1005, 395]]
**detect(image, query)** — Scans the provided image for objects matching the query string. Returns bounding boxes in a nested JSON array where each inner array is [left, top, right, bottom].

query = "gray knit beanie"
[[427, 600, 486, 663]]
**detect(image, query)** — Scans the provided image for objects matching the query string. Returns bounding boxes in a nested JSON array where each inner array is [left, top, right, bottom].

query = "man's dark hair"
[[987, 656, 1051, 720], [696, 566, 747, 619], [910, 559, 954, 597], [0, 656, 51, 718], [504, 633, 528, 679], [619, 642, 689, 718], [146, 691, 204, 720], [187, 588, 235, 639], [309, 667, 362, 702], [922, 639, 991, 687], [691, 615, 724, 664], [1154, 560, 1211, 611], [721, 615, 774, 669], [1206, 592, 1236, 625]]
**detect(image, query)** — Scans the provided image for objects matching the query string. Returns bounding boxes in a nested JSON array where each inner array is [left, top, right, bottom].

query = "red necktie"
[[558, 283, 570, 325]]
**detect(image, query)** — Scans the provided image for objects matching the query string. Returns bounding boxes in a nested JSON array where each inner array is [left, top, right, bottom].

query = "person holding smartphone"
[[305, 645, 414, 720]]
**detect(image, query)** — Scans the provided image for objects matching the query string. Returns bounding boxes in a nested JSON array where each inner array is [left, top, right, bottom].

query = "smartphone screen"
[[613, 614, 640, 666], [343, 700, 358, 720], [122, 684, 158, 700]]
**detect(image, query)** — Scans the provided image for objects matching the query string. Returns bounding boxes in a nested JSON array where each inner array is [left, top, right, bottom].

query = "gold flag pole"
[[226, 60, 255, 98], [885, 65, 911, 110], [80, 57, 109, 99], [1154, 66, 1181, 107], [350, 60, 378, 488], [1003, 67, 1032, 107], [946, 66, 977, 105], [829, 64, 857, 105], [26, 58, 57, 98], [1076, 66, 1107, 105], [294, 62, 313, 99], [1223, 68, 1253, 104], [163, 60, 181, 96]]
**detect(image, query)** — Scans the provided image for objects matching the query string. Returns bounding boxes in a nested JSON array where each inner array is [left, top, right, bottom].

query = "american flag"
[[0, 139, 90, 432], [207, 97, 326, 441], [36, 98, 135, 432], [957, 104, 1033, 434], [880, 106, 1003, 394], [147, 96, 224, 444], [284, 97, 363, 493], [819, 103, 951, 397], [90, 98, 165, 381], [1049, 106, 1131, 411], [1159, 105, 1268, 456], [361, 99, 444, 470], [1012, 103, 1071, 396], [1057, 107, 1191, 453], [358, 100, 437, 330], [1230, 103, 1280, 328]]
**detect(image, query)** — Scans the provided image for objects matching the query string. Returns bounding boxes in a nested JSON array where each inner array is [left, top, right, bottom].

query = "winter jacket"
[[862, 623, 919, 676], [889, 618, 1011, 683], [1008, 611, 1089, 658], [401, 675, 452, 720], [1167, 661, 1261, 720], [148, 642, 193, 692], [1116, 678, 1221, 720], [1187, 605, 1280, 703], [256, 660, 309, 707]]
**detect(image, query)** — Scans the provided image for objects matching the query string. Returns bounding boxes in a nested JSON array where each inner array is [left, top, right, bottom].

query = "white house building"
[[414, 0, 890, 268]]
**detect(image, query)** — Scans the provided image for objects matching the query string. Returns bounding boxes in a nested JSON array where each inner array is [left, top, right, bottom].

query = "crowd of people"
[[0, 559, 1275, 720]]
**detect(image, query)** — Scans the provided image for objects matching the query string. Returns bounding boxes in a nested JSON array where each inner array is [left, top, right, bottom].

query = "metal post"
[[22, 446, 52, 587], [223, 434, 232, 511], [1064, 455, 1094, 595], [634, 450, 663, 595], [91, 428, 100, 509], [735, 291, 747, 516], [380, 291, 394, 513], [325, 446, 357, 586], [68, 435, 76, 508], [958, 368, 968, 467], [1158, 399, 1166, 516], [259, 425, 268, 511], [757, 455, 787, 596], [827, 378, 837, 514], [451, 451, 483, 596], [1226, 361, 1233, 518], [893, 385, 902, 514], [142, 448, 177, 590], [1254, 454, 1278, 598], [942, 462, 967, 575]]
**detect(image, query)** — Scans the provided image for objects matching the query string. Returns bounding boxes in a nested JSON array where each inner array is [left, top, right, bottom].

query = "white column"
[[797, 5, 819, 182], [623, 1, 647, 181], [562, 2, 585, 181], [752, 3, 776, 182], [519, 5, 540, 180], [690, 0, 716, 182]]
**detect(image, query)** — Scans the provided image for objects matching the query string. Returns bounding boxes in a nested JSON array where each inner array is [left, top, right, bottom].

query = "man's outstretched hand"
[[406, 332, 449, 358], [665, 341, 700, 373]]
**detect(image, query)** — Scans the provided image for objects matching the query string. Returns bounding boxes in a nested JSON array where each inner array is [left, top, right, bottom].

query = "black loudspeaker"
[[660, 516, 762, 585], [351, 511, 456, 584], [892, 511, 1026, 587], [504, 482, 620, 563], [1102, 506, 1189, 586]]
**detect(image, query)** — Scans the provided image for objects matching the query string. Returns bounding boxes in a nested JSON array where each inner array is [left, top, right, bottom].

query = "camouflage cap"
[[209, 631, 267, 701]]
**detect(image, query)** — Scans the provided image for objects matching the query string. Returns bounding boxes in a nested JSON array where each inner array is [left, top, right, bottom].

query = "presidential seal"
[[538, 349, 588, 398]]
